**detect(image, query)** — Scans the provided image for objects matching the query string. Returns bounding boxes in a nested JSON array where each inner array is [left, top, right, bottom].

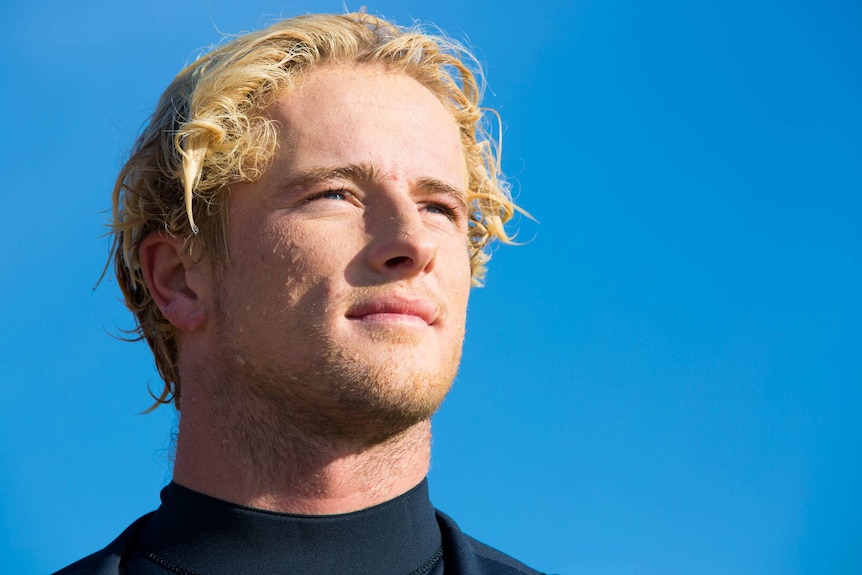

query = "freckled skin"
[[207, 65, 472, 444]]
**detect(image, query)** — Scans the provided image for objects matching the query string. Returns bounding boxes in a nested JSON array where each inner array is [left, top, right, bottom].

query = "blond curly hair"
[[111, 12, 516, 410]]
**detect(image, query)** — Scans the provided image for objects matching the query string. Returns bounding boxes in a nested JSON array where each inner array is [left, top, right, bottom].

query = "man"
[[56, 11, 542, 575]]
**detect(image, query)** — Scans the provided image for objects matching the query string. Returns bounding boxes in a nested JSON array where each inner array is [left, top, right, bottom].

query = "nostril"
[[385, 256, 412, 268]]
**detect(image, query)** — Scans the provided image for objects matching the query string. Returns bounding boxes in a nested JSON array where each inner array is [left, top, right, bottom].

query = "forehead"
[[263, 65, 467, 184], [272, 64, 454, 125]]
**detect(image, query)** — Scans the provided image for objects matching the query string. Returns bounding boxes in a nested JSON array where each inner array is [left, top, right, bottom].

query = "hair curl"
[[111, 12, 517, 410]]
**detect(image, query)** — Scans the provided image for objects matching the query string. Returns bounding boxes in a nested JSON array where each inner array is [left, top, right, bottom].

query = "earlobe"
[[139, 232, 210, 332]]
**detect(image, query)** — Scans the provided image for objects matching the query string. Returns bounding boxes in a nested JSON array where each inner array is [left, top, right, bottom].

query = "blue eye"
[[322, 190, 347, 200], [424, 202, 459, 219]]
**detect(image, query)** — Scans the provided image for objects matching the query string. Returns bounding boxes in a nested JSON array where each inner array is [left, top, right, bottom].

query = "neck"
[[171, 383, 432, 515]]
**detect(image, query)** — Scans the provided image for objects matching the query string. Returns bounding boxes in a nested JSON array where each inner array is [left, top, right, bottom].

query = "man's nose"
[[364, 200, 437, 278]]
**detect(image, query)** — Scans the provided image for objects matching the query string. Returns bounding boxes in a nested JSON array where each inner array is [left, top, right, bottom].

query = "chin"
[[211, 312, 464, 445], [323, 348, 459, 444]]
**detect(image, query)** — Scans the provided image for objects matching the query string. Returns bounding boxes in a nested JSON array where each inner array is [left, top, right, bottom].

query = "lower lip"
[[350, 313, 430, 327]]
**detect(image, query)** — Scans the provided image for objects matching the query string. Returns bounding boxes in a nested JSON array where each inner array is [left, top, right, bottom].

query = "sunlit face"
[[208, 65, 472, 442]]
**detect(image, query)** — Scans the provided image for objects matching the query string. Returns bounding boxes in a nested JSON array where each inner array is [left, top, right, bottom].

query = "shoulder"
[[51, 514, 153, 575], [435, 510, 548, 575]]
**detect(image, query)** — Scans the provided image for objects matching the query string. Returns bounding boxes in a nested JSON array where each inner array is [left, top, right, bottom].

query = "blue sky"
[[2, 1, 860, 573]]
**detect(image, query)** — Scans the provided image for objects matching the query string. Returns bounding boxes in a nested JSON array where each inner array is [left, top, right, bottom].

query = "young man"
[[56, 11, 541, 575]]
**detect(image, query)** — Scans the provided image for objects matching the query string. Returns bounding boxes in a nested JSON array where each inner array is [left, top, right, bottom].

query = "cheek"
[[445, 244, 473, 312], [262, 222, 351, 304]]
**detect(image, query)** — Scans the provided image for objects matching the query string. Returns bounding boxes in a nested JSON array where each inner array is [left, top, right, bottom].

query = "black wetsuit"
[[53, 479, 544, 575]]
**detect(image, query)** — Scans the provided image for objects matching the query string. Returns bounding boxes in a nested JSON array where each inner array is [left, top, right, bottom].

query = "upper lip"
[[346, 295, 438, 325]]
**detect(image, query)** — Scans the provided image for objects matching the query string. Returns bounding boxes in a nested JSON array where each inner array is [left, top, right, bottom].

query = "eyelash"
[[306, 187, 350, 202], [305, 188, 463, 221], [422, 201, 461, 220]]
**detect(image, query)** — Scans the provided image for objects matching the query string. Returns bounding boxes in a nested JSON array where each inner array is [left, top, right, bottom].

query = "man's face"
[[207, 65, 472, 442]]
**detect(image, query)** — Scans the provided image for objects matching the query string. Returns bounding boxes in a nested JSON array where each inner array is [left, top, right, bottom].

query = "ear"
[[139, 231, 211, 332]]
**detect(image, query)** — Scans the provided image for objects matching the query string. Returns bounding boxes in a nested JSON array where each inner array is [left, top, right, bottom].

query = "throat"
[[172, 396, 433, 514]]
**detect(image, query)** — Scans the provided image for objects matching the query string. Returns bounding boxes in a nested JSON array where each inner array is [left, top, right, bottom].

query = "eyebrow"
[[278, 162, 466, 203], [414, 177, 468, 206], [277, 163, 377, 194]]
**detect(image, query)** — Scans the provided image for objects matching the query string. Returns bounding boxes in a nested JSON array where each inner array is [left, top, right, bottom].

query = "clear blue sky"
[[2, 1, 860, 573]]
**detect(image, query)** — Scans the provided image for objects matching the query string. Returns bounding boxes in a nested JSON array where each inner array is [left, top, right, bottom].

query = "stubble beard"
[[209, 294, 465, 464]]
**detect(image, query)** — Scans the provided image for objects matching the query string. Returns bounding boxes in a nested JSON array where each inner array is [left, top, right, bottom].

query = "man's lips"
[[346, 296, 438, 326]]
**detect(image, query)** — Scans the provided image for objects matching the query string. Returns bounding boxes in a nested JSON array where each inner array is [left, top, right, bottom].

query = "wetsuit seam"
[[408, 546, 444, 575], [144, 552, 202, 575]]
